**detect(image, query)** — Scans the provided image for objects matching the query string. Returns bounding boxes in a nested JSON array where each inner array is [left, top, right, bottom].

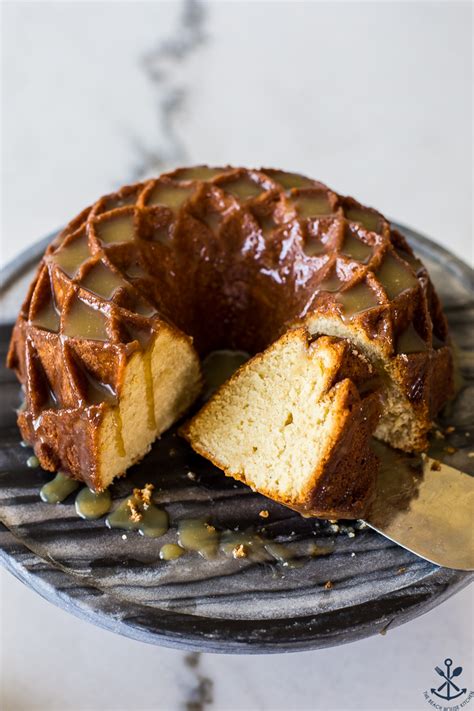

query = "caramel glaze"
[[7, 166, 454, 488], [106, 496, 168, 537], [40, 472, 80, 503], [177, 518, 302, 567], [75, 487, 112, 519]]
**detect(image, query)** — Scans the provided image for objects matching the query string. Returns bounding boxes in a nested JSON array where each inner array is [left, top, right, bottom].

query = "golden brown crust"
[[18, 404, 105, 489], [301, 386, 380, 518]]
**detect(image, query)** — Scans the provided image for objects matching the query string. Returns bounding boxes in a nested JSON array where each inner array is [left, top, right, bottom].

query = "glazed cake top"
[[9, 165, 449, 414]]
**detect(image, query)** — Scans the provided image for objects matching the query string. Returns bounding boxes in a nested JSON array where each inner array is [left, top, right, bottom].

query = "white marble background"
[[0, 1, 472, 710]]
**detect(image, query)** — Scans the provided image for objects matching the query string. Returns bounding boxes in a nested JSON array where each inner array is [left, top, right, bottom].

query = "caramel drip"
[[395, 247, 423, 274], [294, 193, 332, 218], [319, 271, 345, 293], [174, 522, 302, 566], [341, 233, 373, 263], [174, 166, 225, 181], [143, 347, 156, 430], [147, 184, 194, 209], [95, 214, 135, 244], [31, 299, 60, 333], [220, 530, 300, 566], [106, 497, 169, 537], [222, 177, 263, 200], [81, 262, 125, 299], [269, 170, 314, 190], [52, 235, 90, 277], [345, 207, 382, 234], [75, 487, 112, 519], [219, 531, 267, 562], [63, 299, 108, 341], [178, 518, 219, 559], [377, 253, 419, 299], [159, 543, 185, 560], [40, 472, 79, 503], [84, 371, 116, 405], [103, 192, 138, 210], [114, 408, 126, 458], [338, 282, 379, 320]]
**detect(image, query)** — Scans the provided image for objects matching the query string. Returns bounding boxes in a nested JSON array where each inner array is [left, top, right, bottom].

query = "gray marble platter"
[[0, 223, 472, 653]]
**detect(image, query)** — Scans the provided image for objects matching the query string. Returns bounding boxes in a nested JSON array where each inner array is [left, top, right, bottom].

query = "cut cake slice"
[[181, 328, 381, 519]]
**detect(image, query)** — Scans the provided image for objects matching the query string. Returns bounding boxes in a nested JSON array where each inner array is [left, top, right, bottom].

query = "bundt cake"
[[7, 165, 453, 502], [181, 329, 381, 519]]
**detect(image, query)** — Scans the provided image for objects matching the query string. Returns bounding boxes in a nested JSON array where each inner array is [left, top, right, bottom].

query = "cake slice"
[[181, 328, 381, 519], [92, 323, 202, 489], [11, 316, 202, 491]]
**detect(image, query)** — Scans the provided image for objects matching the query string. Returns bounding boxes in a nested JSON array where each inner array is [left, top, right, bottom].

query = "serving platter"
[[0, 222, 472, 653]]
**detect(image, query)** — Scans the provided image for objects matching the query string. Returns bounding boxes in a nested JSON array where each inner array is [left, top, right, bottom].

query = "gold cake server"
[[203, 350, 473, 571], [363, 441, 474, 570]]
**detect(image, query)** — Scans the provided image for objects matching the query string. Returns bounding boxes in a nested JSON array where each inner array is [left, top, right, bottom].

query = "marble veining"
[[129, 0, 206, 181]]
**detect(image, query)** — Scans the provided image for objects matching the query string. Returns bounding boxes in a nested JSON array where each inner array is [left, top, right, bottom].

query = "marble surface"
[[1, 1, 472, 709]]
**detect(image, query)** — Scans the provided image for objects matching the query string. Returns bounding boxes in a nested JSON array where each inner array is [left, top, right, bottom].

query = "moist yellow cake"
[[182, 329, 381, 519]]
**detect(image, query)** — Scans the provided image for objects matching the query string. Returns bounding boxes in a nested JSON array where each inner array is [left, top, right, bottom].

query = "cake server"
[[362, 441, 474, 571]]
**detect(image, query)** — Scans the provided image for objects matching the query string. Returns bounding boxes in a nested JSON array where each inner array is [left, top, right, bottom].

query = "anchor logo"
[[431, 658, 467, 701]]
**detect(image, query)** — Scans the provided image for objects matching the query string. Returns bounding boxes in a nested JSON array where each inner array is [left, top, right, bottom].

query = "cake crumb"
[[434, 429, 445, 440], [205, 523, 216, 533], [232, 544, 247, 559], [142, 483, 154, 507], [397, 566, 407, 574], [468, 452, 474, 458], [445, 426, 455, 434], [121, 534, 127, 540], [187, 471, 197, 481], [259, 509, 269, 518], [133, 483, 154, 510], [329, 524, 340, 533], [324, 580, 333, 590], [127, 498, 142, 523], [347, 531, 355, 538], [351, 552, 356, 557], [430, 460, 442, 471]]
